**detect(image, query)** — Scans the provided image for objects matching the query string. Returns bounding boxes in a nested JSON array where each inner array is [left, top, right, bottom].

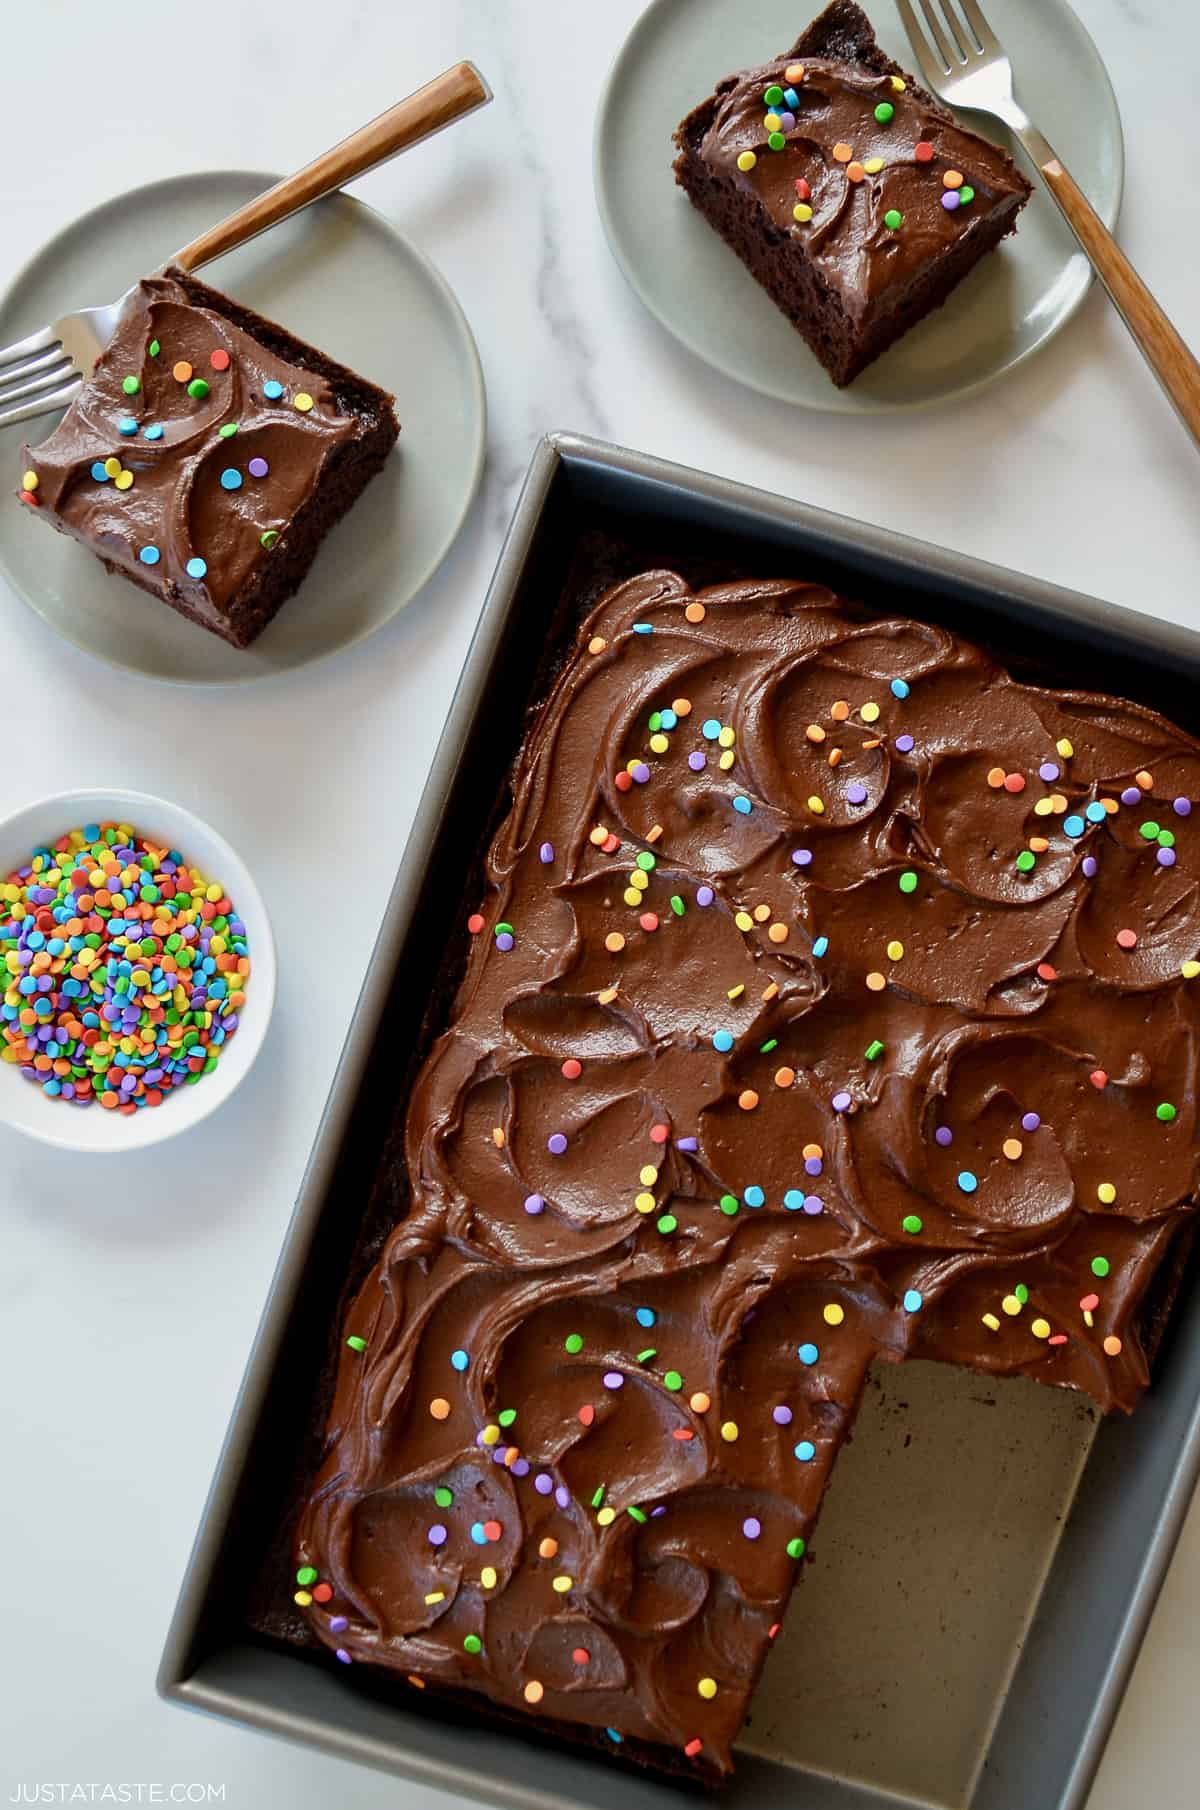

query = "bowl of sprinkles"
[[0, 788, 275, 1151]]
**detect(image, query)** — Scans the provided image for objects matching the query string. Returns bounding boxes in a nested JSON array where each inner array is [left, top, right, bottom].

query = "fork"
[[0, 60, 492, 433], [897, 0, 1200, 448]]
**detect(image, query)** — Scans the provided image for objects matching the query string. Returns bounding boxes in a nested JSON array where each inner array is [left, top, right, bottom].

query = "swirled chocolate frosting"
[[294, 573, 1200, 1777]]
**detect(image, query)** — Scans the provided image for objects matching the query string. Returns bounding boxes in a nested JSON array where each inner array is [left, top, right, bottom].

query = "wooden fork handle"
[[1038, 153, 1200, 447], [173, 61, 492, 272]]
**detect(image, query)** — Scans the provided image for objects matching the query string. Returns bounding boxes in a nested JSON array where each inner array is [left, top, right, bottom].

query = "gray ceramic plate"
[[595, 0, 1124, 410], [0, 171, 486, 684]]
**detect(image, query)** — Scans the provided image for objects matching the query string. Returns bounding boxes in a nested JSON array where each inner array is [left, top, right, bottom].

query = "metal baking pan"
[[160, 432, 1200, 1810]]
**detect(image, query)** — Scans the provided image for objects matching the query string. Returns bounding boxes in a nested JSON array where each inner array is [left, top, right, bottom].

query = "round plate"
[[595, 0, 1123, 410], [0, 172, 486, 683]]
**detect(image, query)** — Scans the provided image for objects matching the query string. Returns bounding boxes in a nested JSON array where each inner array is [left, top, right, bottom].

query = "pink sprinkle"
[[1116, 928, 1138, 949], [1048, 1334, 1069, 1346], [561, 1058, 582, 1080], [650, 1123, 670, 1144]]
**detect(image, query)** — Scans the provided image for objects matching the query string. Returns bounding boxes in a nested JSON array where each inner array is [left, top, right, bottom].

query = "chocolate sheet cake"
[[18, 268, 398, 647], [673, 3, 1032, 385], [291, 570, 1200, 1780]]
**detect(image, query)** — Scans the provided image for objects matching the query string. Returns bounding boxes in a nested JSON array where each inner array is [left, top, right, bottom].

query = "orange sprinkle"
[[673, 697, 692, 717], [430, 1397, 451, 1420], [802, 1142, 823, 1160], [1029, 838, 1050, 854], [539, 1537, 559, 1559], [645, 824, 663, 844], [684, 601, 706, 623], [1103, 1335, 1123, 1357], [805, 724, 826, 743], [846, 161, 865, 182], [774, 1066, 796, 1088], [865, 971, 886, 991], [943, 169, 964, 189], [172, 360, 194, 382], [605, 932, 626, 953], [738, 1089, 760, 1111], [761, 981, 779, 1001], [833, 142, 854, 162], [588, 635, 607, 655], [1002, 1138, 1023, 1160], [987, 767, 1006, 788], [768, 922, 789, 943], [828, 747, 843, 767], [1136, 770, 1153, 790], [491, 1126, 505, 1147], [831, 700, 850, 721], [689, 1391, 711, 1413], [753, 903, 771, 923], [524, 1681, 544, 1705]]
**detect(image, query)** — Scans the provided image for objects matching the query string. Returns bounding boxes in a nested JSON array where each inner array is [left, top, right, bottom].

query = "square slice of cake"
[[673, 1, 1033, 385], [18, 267, 399, 647]]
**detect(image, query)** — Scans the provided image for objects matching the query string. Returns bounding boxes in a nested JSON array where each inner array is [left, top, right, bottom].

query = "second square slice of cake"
[[673, 1, 1032, 385]]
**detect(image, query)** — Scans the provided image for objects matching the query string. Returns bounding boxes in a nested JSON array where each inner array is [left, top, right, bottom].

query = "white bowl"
[[0, 787, 275, 1153]]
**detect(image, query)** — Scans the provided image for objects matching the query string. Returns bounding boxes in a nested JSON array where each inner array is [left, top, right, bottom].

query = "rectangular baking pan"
[[160, 433, 1200, 1810]]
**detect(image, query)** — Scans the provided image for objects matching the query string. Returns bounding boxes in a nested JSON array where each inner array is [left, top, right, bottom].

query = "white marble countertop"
[[2, 1, 1197, 1806]]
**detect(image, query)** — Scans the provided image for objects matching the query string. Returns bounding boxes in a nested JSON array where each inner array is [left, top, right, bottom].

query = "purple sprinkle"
[[1174, 797, 1192, 817], [651, 1505, 668, 1518], [1022, 1111, 1041, 1132], [335, 1648, 352, 1665], [495, 932, 514, 952], [547, 1132, 568, 1155], [1039, 762, 1060, 782], [248, 456, 269, 478], [429, 1524, 448, 1547], [935, 1126, 953, 1147], [942, 190, 961, 211], [534, 1473, 553, 1496], [1158, 847, 1177, 867], [777, 109, 796, 131], [688, 751, 707, 772], [791, 848, 813, 867], [555, 1486, 570, 1509], [696, 886, 715, 907], [803, 1194, 824, 1216], [603, 1371, 624, 1390], [772, 1405, 793, 1426], [743, 1516, 762, 1540], [804, 1156, 823, 1177], [512, 1457, 530, 1477], [491, 1446, 507, 1466], [895, 734, 914, 754], [632, 762, 651, 784], [539, 842, 554, 863], [329, 1616, 348, 1633], [832, 1091, 852, 1113], [1082, 855, 1098, 877], [524, 1193, 545, 1216], [1121, 787, 1140, 806], [677, 1135, 699, 1152], [846, 782, 869, 806]]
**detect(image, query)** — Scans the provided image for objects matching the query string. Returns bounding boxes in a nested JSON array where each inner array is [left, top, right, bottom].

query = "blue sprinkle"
[[470, 1522, 488, 1545], [903, 1289, 923, 1313], [659, 708, 678, 730], [743, 1185, 765, 1208], [606, 1729, 623, 1745], [138, 545, 161, 566], [185, 556, 208, 579], [633, 622, 653, 635], [812, 935, 829, 958], [783, 1189, 806, 1211], [957, 1170, 978, 1194], [712, 1029, 734, 1052], [220, 468, 243, 491], [794, 1440, 816, 1462], [701, 718, 722, 740], [732, 795, 752, 815], [118, 416, 138, 436], [263, 379, 284, 400], [636, 1307, 657, 1328], [1063, 815, 1086, 837], [797, 1342, 819, 1365], [783, 86, 801, 108], [1085, 802, 1107, 823], [451, 1349, 469, 1372], [891, 678, 910, 699], [91, 461, 110, 482], [144, 423, 164, 440]]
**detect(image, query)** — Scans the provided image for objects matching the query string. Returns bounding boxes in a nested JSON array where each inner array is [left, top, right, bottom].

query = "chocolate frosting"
[[294, 574, 1200, 1775], [21, 274, 371, 626], [697, 55, 1028, 311]]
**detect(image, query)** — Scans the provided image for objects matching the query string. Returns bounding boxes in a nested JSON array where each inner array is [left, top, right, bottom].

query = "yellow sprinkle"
[[294, 391, 315, 412], [737, 150, 757, 172], [806, 724, 826, 743], [1031, 1318, 1052, 1340], [1083, 1309, 1095, 1328], [539, 1537, 559, 1558], [720, 1420, 739, 1442], [1034, 798, 1054, 817], [861, 701, 881, 723], [1056, 738, 1074, 759], [863, 156, 885, 173], [598, 986, 619, 1005], [552, 1575, 573, 1593], [21, 470, 38, 491], [1003, 1138, 1023, 1160], [697, 1677, 718, 1700], [596, 1506, 616, 1526], [890, 74, 906, 91], [481, 1566, 497, 1588], [635, 1192, 656, 1214], [631, 869, 649, 890], [764, 112, 782, 132], [793, 203, 814, 224], [588, 635, 607, 655], [623, 888, 641, 907], [294, 1590, 313, 1607], [886, 940, 904, 961], [718, 726, 736, 748], [735, 911, 754, 932], [1097, 1182, 1116, 1204], [1182, 960, 1200, 979], [807, 795, 825, 814], [588, 827, 607, 847], [425, 1591, 445, 1605], [481, 1423, 501, 1446], [981, 1313, 1001, 1332], [727, 983, 745, 1000], [492, 1127, 505, 1148], [639, 1164, 658, 1186], [114, 470, 134, 490], [104, 456, 122, 478], [823, 1303, 845, 1326], [648, 733, 669, 755], [718, 749, 735, 771], [753, 903, 771, 923], [1001, 1294, 1023, 1317], [524, 1680, 545, 1704]]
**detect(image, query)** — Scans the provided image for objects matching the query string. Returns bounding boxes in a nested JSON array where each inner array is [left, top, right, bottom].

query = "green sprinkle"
[[760, 1038, 779, 1053], [148, 339, 160, 357], [498, 1408, 517, 1428], [958, 185, 975, 205], [122, 375, 140, 395], [636, 1347, 657, 1363], [296, 1567, 318, 1588], [463, 1634, 482, 1655], [663, 1369, 683, 1391], [434, 1486, 453, 1508], [875, 101, 895, 123], [636, 851, 656, 872], [786, 1537, 807, 1559], [764, 84, 784, 106], [657, 1213, 678, 1235], [768, 131, 787, 151], [627, 1505, 648, 1524], [1016, 850, 1037, 873], [591, 1485, 606, 1508], [648, 711, 662, 732], [1157, 1102, 1178, 1122], [346, 1335, 367, 1352], [494, 921, 514, 936], [187, 377, 210, 399], [564, 1333, 583, 1354], [1091, 1256, 1111, 1278], [670, 894, 685, 916], [218, 421, 239, 437], [1158, 830, 1176, 848], [719, 1194, 740, 1217], [899, 870, 918, 894], [260, 529, 280, 549], [865, 1039, 885, 1061], [1015, 1283, 1030, 1304], [884, 208, 903, 230], [1140, 821, 1160, 841], [902, 1213, 923, 1235]]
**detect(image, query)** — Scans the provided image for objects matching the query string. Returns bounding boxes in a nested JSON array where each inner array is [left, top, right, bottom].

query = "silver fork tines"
[[0, 297, 126, 433], [896, 0, 1051, 157]]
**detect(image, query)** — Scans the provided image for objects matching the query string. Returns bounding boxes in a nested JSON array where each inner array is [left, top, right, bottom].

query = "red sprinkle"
[[1003, 772, 1026, 793], [561, 1058, 582, 1080], [1080, 1293, 1100, 1312], [1090, 1069, 1108, 1089], [18, 490, 39, 506], [794, 177, 812, 200], [578, 1403, 595, 1427], [639, 912, 659, 933], [684, 1739, 703, 1758], [209, 348, 231, 371], [768, 1622, 781, 1639], [467, 913, 485, 934], [1048, 1334, 1069, 1346], [602, 834, 620, 853], [671, 1427, 694, 1441], [649, 1123, 670, 1143], [915, 140, 935, 162], [572, 1647, 590, 1665], [1036, 963, 1057, 981], [1116, 928, 1138, 949], [312, 1582, 333, 1603], [615, 770, 633, 793], [482, 1519, 502, 1542]]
